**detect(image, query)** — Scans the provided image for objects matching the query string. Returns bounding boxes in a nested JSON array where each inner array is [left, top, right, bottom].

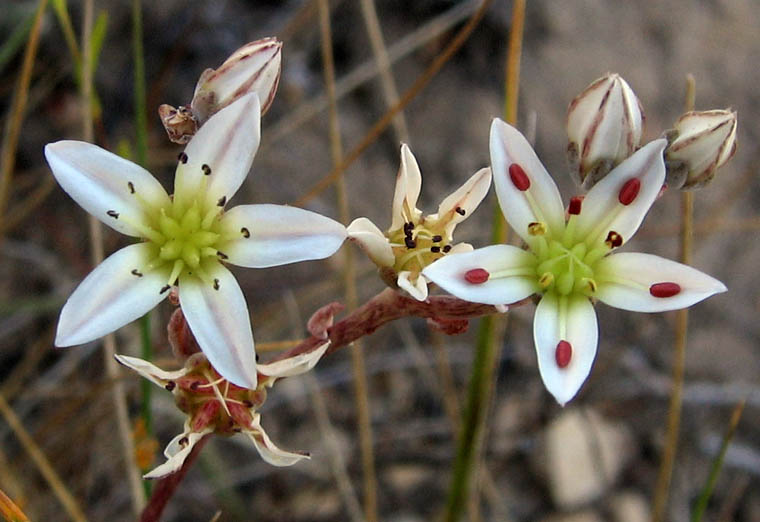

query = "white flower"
[[566, 73, 644, 188], [347, 144, 491, 300], [45, 93, 346, 389], [115, 342, 329, 479], [423, 119, 726, 405], [665, 109, 737, 189]]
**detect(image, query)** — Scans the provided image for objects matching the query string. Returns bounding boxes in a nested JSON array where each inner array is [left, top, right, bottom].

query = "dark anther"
[[106, 210, 119, 219], [178, 436, 189, 446], [442, 245, 452, 253], [127, 181, 135, 194], [430, 246, 441, 253], [240, 227, 250, 238], [202, 164, 212, 175], [164, 381, 176, 391], [190, 381, 200, 391], [256, 353, 260, 362], [217, 195, 227, 207], [178, 152, 188, 164], [242, 400, 254, 408], [217, 251, 228, 260], [131, 269, 143, 277], [455, 207, 466, 216], [405, 237, 416, 249], [432, 235, 442, 243], [160, 284, 171, 294], [404, 222, 414, 233], [213, 278, 220, 290]]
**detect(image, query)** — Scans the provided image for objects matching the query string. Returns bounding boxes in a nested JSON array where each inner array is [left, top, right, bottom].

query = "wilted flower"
[[347, 144, 491, 301], [45, 93, 346, 389], [424, 119, 726, 405], [566, 73, 644, 188], [159, 37, 282, 144], [115, 341, 329, 479], [664, 109, 737, 189]]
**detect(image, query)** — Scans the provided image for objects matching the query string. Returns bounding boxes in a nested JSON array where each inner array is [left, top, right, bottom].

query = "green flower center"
[[533, 237, 606, 297], [388, 218, 452, 274]]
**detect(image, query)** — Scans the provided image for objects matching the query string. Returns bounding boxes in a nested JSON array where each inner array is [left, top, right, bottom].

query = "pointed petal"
[[435, 167, 492, 238], [143, 427, 213, 479], [397, 270, 428, 301], [56, 243, 170, 346], [257, 341, 329, 379], [45, 141, 170, 237], [247, 413, 310, 466], [179, 264, 257, 389], [219, 204, 346, 268], [346, 217, 395, 267], [489, 119, 565, 245], [594, 252, 726, 312], [114, 354, 189, 388], [174, 93, 261, 209], [533, 293, 598, 406], [447, 242, 473, 254], [390, 144, 423, 230], [574, 139, 667, 248], [422, 244, 539, 305]]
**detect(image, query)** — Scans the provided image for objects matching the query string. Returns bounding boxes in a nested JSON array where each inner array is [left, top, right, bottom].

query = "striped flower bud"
[[566, 74, 644, 189]]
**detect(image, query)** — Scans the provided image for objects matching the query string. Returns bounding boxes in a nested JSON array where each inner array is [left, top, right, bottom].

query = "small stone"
[[609, 491, 649, 522], [543, 408, 634, 509]]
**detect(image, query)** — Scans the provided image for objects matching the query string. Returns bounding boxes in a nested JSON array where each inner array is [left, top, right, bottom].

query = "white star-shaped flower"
[[45, 93, 346, 389], [423, 119, 726, 405], [347, 143, 491, 300]]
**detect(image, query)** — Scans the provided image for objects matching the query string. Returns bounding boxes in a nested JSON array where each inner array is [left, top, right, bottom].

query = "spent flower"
[[115, 340, 329, 479], [664, 109, 737, 189], [347, 144, 491, 300], [424, 119, 726, 405], [566, 73, 644, 188], [45, 93, 346, 389]]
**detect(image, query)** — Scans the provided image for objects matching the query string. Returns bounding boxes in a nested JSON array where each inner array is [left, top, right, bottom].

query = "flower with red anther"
[[347, 143, 491, 301], [423, 119, 726, 405], [45, 94, 346, 390], [115, 341, 329, 479]]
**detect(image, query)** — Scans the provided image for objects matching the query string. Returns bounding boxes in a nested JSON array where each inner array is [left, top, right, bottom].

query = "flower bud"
[[190, 37, 282, 124], [566, 73, 644, 189], [664, 109, 737, 189]]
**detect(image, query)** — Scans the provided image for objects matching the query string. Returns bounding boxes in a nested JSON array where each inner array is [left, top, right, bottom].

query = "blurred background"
[[0, 0, 758, 520]]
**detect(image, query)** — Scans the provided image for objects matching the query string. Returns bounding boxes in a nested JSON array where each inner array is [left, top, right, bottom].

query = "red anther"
[[464, 268, 490, 284], [555, 340, 572, 368], [649, 282, 681, 298], [618, 178, 641, 205], [605, 230, 623, 248], [509, 163, 531, 191], [568, 196, 583, 215]]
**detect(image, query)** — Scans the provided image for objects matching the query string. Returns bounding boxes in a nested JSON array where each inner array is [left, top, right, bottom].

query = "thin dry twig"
[[318, 2, 378, 518], [292, 0, 494, 207]]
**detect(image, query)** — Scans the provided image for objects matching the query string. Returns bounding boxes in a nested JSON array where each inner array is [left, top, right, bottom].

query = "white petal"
[[435, 167, 492, 238], [144, 427, 213, 480], [179, 264, 257, 389], [114, 354, 189, 387], [45, 141, 170, 237], [174, 93, 261, 210], [257, 341, 329, 379], [247, 413, 310, 466], [489, 119, 565, 245], [219, 204, 346, 268], [594, 252, 727, 312], [447, 242, 473, 254], [390, 144, 423, 231], [346, 217, 395, 267], [422, 244, 539, 305], [574, 139, 667, 247], [397, 270, 429, 301], [56, 243, 170, 346], [533, 293, 598, 406]]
